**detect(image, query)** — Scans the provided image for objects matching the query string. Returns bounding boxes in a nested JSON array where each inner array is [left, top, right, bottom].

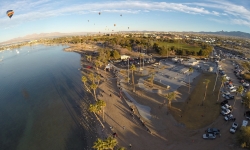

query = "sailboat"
[[16, 50, 20, 54]]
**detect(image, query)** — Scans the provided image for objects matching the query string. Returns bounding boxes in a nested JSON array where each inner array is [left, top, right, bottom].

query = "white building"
[[121, 55, 130, 60]]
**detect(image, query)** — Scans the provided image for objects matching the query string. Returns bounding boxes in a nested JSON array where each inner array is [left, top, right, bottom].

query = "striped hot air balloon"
[[6, 10, 14, 19]]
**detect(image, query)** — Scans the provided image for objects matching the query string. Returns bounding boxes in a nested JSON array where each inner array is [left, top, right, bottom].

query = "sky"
[[0, 0, 250, 42]]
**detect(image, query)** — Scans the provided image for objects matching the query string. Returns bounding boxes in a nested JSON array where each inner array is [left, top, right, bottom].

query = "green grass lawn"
[[151, 41, 201, 52], [171, 73, 221, 129]]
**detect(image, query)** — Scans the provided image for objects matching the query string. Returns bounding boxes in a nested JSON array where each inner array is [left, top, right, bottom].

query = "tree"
[[165, 91, 177, 108], [188, 67, 194, 94], [97, 100, 106, 122], [90, 83, 98, 101], [243, 92, 250, 109], [96, 74, 101, 85], [236, 85, 244, 96], [95, 60, 100, 72], [88, 72, 95, 84], [81, 76, 88, 88], [112, 50, 120, 59], [232, 85, 244, 113], [237, 126, 250, 148], [147, 74, 155, 87], [104, 137, 118, 150], [130, 64, 136, 92], [202, 79, 210, 106], [86, 55, 92, 62], [92, 138, 105, 150], [89, 104, 105, 128], [217, 76, 227, 102]]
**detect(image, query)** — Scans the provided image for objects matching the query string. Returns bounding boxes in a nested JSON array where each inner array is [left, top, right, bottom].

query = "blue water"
[[0, 45, 91, 150]]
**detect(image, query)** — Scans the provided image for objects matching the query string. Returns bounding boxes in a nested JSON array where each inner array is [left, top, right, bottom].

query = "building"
[[121, 55, 130, 60]]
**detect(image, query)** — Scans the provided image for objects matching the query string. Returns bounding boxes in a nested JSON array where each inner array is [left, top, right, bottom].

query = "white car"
[[203, 133, 216, 139], [228, 84, 235, 89], [221, 109, 231, 115], [230, 88, 236, 92], [221, 90, 230, 95], [243, 83, 250, 87], [221, 104, 232, 110], [242, 120, 249, 127], [224, 114, 234, 121], [230, 122, 238, 133]]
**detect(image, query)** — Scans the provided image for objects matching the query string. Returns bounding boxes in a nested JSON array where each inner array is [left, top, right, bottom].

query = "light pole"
[[128, 58, 130, 84], [143, 54, 144, 69], [213, 67, 219, 92]]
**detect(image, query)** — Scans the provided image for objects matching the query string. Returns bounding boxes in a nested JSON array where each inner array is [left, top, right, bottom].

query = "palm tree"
[[86, 55, 92, 62], [217, 76, 227, 102], [104, 137, 118, 150], [130, 64, 136, 92], [92, 138, 104, 150], [93, 138, 105, 150], [236, 85, 244, 96], [202, 79, 210, 106], [88, 72, 95, 84], [81, 76, 88, 89], [90, 83, 98, 101], [232, 85, 244, 113], [97, 100, 106, 122], [95, 60, 100, 72], [188, 67, 194, 94], [89, 104, 105, 128], [165, 91, 177, 108], [96, 75, 101, 85]]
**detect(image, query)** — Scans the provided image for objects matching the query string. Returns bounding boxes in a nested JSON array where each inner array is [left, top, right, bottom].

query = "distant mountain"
[[197, 31, 250, 39], [0, 32, 92, 45]]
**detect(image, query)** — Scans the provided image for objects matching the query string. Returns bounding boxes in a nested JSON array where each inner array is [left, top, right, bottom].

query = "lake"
[[0, 45, 94, 150]]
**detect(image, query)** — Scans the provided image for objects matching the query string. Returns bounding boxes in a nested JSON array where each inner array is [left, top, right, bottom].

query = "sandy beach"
[[65, 43, 242, 150]]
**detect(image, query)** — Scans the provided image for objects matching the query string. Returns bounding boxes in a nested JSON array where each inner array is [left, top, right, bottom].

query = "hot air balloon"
[[88, 20, 89, 22], [128, 27, 129, 29], [99, 12, 101, 15], [6, 10, 14, 19], [114, 24, 116, 27], [120, 14, 122, 17]]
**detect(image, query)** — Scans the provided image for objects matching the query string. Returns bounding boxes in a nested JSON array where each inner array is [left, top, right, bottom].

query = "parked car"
[[203, 133, 216, 139], [230, 122, 238, 133], [220, 100, 228, 106], [243, 82, 250, 87], [224, 114, 234, 121], [228, 84, 235, 89], [242, 120, 248, 127], [230, 88, 236, 92], [221, 90, 230, 95], [221, 104, 232, 110], [206, 128, 220, 135], [225, 95, 234, 100], [221, 109, 231, 115]]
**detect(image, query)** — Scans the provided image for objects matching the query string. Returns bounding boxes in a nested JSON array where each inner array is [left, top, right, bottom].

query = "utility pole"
[[143, 54, 144, 69], [128, 58, 130, 84], [213, 68, 219, 92]]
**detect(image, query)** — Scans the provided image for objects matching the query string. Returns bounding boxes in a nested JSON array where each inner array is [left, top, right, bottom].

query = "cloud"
[[232, 19, 250, 27], [193, 0, 250, 26], [0, 0, 250, 28]]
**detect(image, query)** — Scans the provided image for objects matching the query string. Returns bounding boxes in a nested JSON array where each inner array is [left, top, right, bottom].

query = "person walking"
[[129, 144, 132, 148], [123, 126, 125, 130]]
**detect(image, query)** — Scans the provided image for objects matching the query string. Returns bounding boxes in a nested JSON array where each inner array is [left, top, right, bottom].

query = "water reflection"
[[0, 45, 90, 150]]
